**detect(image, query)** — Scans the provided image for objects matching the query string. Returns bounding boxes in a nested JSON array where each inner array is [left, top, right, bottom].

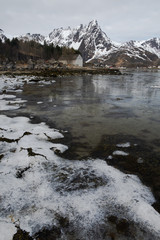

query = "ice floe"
[[0, 94, 16, 99], [0, 96, 27, 111], [113, 150, 129, 156], [116, 142, 131, 148]]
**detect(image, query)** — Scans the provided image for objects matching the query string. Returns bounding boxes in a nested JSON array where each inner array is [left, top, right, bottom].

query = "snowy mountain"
[[27, 20, 160, 66], [101, 40, 160, 67], [141, 38, 160, 58], [16, 20, 118, 62], [43, 21, 160, 66], [47, 20, 118, 62], [18, 33, 45, 45], [1, 21, 160, 67]]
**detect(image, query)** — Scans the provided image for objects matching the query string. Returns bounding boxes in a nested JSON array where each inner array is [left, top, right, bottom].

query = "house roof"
[[59, 54, 81, 61]]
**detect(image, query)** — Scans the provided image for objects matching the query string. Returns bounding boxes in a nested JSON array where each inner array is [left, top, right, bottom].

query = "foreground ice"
[[0, 75, 31, 111], [0, 114, 160, 240], [0, 74, 160, 239], [0, 75, 55, 111]]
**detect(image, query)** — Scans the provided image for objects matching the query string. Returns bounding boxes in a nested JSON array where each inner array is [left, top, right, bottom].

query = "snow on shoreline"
[[0, 75, 55, 111], [0, 114, 160, 239], [0, 75, 160, 239]]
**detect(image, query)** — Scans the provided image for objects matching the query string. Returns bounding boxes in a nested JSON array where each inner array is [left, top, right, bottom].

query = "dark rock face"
[[34, 227, 61, 240], [13, 228, 33, 240], [77, 21, 113, 61]]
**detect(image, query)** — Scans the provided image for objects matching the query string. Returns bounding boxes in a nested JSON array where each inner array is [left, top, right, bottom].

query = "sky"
[[0, 0, 160, 43]]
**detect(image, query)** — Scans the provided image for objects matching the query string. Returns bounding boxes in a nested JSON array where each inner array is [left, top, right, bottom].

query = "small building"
[[59, 54, 83, 67]]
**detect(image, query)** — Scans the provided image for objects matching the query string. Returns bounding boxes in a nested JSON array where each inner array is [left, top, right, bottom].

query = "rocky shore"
[[0, 59, 122, 76], [0, 67, 122, 77]]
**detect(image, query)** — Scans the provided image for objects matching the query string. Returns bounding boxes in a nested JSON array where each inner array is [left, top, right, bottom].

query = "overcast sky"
[[0, 0, 160, 42]]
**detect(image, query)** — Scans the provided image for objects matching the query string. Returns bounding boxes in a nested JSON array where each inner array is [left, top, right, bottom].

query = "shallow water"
[[14, 70, 160, 158], [1, 71, 160, 240]]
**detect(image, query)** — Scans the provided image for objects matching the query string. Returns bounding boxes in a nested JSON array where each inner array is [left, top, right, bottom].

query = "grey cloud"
[[0, 0, 160, 42]]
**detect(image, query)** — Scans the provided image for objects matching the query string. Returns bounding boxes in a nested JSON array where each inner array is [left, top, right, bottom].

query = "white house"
[[59, 54, 83, 67]]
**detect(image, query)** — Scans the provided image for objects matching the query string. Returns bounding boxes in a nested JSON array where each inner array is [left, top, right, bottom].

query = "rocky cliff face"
[[1, 22, 160, 67]]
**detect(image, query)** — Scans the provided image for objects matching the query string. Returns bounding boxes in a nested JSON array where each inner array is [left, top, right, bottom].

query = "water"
[[16, 70, 160, 158], [0, 70, 160, 240]]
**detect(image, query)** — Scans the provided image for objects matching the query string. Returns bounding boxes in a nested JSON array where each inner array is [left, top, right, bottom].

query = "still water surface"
[[17, 70, 160, 158]]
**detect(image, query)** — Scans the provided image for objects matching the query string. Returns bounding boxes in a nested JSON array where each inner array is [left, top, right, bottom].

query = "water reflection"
[[16, 70, 160, 158]]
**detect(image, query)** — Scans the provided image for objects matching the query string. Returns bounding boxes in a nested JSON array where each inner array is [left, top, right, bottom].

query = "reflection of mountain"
[[1, 21, 160, 67]]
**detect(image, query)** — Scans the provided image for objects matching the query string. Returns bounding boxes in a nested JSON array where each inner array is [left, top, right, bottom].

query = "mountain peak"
[[87, 20, 99, 29], [89, 19, 98, 26]]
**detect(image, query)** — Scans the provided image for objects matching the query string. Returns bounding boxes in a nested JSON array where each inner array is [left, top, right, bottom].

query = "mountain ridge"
[[1, 21, 160, 67]]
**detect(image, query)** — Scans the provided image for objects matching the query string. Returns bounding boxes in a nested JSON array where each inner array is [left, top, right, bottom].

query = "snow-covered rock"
[[18, 33, 45, 45]]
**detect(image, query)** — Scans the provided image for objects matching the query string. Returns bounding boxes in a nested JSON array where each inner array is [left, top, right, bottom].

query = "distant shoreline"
[[0, 67, 122, 77]]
